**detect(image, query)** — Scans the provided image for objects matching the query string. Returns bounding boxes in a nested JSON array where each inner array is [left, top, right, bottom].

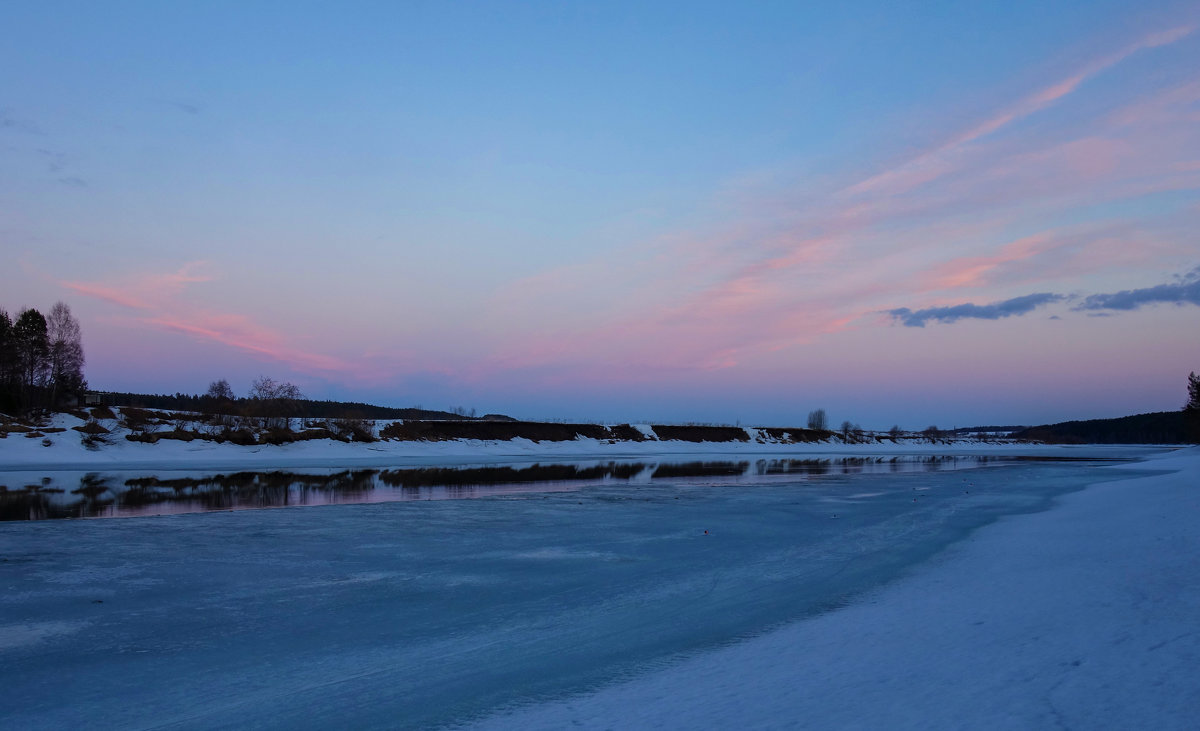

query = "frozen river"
[[0, 448, 1173, 728]]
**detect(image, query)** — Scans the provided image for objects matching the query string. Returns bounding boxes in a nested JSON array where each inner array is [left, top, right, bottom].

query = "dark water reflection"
[[0, 455, 1113, 521]]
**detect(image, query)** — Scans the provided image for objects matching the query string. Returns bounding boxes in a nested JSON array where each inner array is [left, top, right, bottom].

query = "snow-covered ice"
[[0, 444, 1195, 729], [469, 447, 1200, 730]]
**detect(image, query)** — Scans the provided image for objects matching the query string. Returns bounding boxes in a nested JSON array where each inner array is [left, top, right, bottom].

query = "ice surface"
[[2, 453, 1126, 520], [468, 447, 1200, 730], [0, 446, 1193, 729]]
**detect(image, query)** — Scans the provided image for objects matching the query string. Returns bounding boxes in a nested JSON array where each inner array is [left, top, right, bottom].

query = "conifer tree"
[[13, 308, 49, 408], [1186, 371, 1200, 442]]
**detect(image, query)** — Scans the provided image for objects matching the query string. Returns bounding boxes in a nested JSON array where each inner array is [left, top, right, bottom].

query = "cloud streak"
[[484, 19, 1200, 376], [890, 266, 1200, 327], [62, 262, 212, 310], [845, 24, 1195, 198], [61, 263, 380, 381], [144, 313, 368, 378], [889, 293, 1065, 328], [1075, 266, 1200, 311]]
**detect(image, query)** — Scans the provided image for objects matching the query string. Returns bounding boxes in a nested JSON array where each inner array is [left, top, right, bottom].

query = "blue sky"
[[3, 1, 1198, 427]]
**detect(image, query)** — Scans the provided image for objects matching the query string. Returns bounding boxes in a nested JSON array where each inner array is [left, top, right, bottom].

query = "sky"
[[2, 0, 1199, 429]]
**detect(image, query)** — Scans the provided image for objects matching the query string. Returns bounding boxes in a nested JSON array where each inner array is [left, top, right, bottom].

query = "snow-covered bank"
[[0, 410, 1176, 472], [467, 447, 1200, 730]]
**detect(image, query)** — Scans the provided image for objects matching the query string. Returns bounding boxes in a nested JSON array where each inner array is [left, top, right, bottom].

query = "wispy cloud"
[[144, 313, 366, 377], [31, 148, 91, 187], [1075, 266, 1200, 311], [61, 262, 211, 309], [0, 107, 40, 134], [483, 20, 1199, 375], [921, 232, 1056, 291], [889, 293, 1066, 328], [61, 262, 380, 381], [889, 266, 1200, 327], [150, 98, 201, 115], [844, 24, 1195, 198], [62, 281, 151, 309]]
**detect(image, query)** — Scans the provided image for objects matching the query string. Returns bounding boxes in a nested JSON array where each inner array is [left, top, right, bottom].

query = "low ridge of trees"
[[0, 302, 85, 413], [1013, 372, 1200, 444], [1012, 411, 1191, 444], [91, 387, 491, 422]]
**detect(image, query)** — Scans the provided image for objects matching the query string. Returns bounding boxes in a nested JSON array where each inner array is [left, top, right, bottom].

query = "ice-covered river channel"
[[0, 448, 1169, 728]]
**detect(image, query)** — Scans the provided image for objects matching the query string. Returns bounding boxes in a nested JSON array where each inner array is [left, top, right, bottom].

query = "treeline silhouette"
[[91, 391, 506, 422], [0, 302, 85, 414], [1012, 411, 1193, 444]]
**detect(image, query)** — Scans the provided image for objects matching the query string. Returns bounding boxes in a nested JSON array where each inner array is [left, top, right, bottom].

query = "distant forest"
[[89, 390, 511, 422], [1012, 411, 1194, 444]]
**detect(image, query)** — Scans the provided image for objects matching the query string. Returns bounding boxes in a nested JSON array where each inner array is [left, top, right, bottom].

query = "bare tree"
[[207, 378, 235, 401], [204, 378, 236, 422], [807, 409, 828, 431], [248, 376, 303, 429], [249, 375, 302, 402], [889, 424, 904, 439], [46, 302, 85, 407]]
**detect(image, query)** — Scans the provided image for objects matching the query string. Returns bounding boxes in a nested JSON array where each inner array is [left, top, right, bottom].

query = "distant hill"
[[1011, 411, 1193, 444], [89, 391, 508, 422]]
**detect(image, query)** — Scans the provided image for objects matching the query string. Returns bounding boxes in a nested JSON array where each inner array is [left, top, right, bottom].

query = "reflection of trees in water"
[[0, 473, 113, 520], [378, 462, 646, 488], [4, 463, 661, 520], [0, 491, 65, 521], [757, 455, 996, 477], [760, 459, 832, 476], [2, 455, 1043, 521], [123, 470, 383, 511], [649, 462, 747, 479]]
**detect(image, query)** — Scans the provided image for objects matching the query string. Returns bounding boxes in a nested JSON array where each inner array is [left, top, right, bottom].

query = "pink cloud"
[[62, 262, 388, 383], [60, 281, 152, 309], [144, 313, 373, 379], [61, 261, 212, 311], [845, 24, 1195, 198], [923, 233, 1056, 291], [490, 94, 1197, 378]]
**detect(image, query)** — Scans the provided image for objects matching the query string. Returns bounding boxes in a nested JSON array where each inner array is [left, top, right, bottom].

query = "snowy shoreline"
[[4, 409, 1187, 473], [0, 410, 1181, 473], [466, 446, 1200, 730], [0, 436, 1172, 473]]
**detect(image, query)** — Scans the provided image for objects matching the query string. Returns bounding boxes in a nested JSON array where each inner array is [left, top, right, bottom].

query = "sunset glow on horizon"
[[3, 1, 1199, 428]]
